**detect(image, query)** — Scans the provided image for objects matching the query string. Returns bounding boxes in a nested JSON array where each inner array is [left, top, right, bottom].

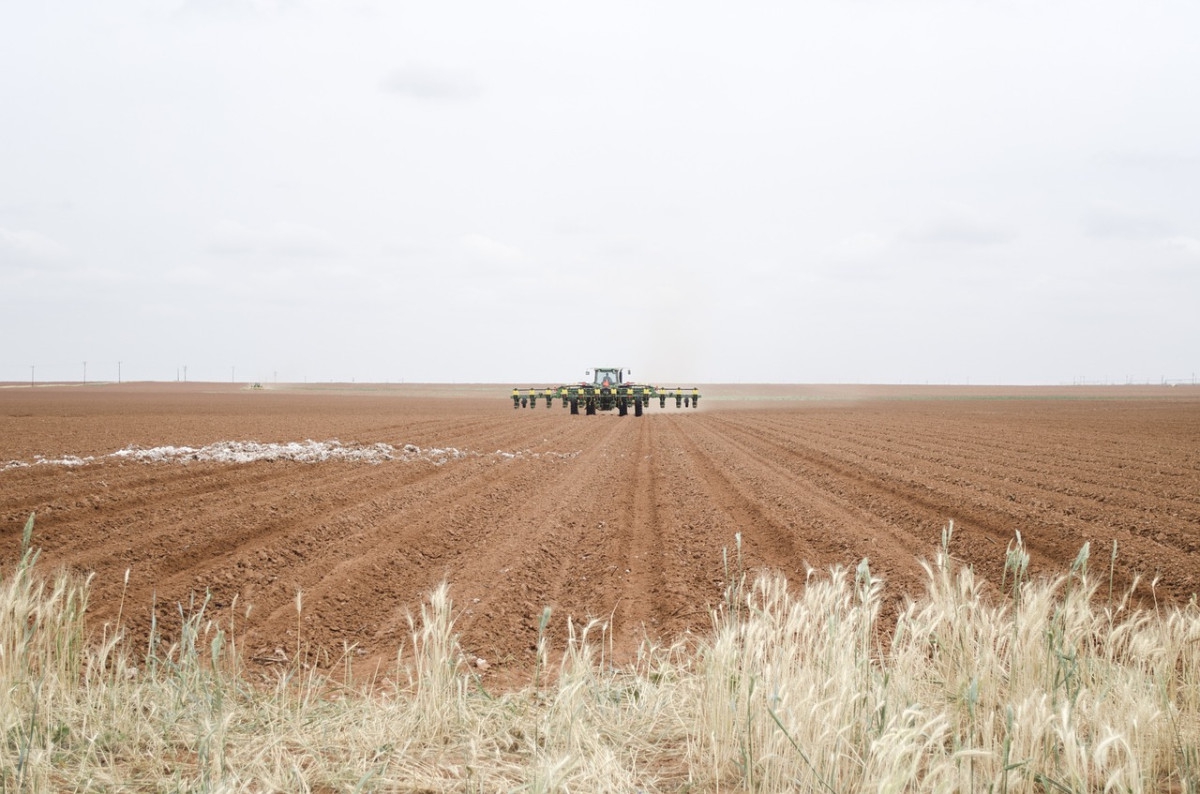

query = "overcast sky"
[[2, 1, 1198, 385]]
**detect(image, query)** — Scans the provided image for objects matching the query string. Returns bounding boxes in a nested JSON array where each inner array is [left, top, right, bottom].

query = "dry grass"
[[2, 518, 1198, 792]]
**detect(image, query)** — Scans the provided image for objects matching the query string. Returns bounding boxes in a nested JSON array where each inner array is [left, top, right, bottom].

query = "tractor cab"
[[590, 368, 624, 388]]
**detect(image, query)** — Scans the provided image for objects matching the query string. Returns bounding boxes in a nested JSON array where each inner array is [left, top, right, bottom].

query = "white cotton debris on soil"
[[108, 440, 465, 465], [4, 456, 95, 470], [494, 450, 580, 460], [32, 455, 92, 468], [2, 441, 581, 470]]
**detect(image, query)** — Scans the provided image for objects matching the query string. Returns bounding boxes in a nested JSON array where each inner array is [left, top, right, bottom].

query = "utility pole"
[[30, 365, 34, 388], [83, 361, 87, 384], [118, 361, 121, 384]]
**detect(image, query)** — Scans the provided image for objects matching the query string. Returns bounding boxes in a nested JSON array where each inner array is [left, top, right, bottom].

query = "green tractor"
[[512, 367, 699, 416]]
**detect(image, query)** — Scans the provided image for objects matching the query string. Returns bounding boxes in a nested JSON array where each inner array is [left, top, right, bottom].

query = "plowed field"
[[3, 382, 1199, 683]]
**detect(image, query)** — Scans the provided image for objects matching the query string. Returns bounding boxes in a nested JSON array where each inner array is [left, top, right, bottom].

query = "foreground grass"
[[3, 519, 1199, 792]]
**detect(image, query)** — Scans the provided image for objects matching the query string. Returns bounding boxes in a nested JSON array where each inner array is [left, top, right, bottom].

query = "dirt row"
[[2, 382, 1198, 683]]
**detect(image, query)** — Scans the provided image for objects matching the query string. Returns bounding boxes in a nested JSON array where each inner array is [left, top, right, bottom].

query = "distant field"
[[2, 381, 1198, 681]]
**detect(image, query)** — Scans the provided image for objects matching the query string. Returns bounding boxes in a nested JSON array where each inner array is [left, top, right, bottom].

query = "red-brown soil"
[[2, 382, 1199, 684]]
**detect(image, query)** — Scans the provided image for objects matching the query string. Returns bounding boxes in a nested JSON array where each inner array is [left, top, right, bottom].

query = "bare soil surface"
[[3, 381, 1199, 684]]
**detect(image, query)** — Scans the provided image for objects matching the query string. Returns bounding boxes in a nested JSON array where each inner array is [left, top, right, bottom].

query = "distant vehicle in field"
[[512, 367, 699, 416]]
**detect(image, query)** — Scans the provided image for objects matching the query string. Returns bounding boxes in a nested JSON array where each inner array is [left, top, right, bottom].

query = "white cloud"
[[1164, 236, 1200, 259], [1083, 204, 1176, 240], [820, 210, 1015, 275], [173, 0, 302, 19], [207, 220, 337, 258], [906, 215, 1016, 247], [1093, 150, 1200, 173], [267, 222, 338, 258], [461, 233, 525, 264], [381, 64, 483, 100], [207, 221, 257, 255], [163, 264, 219, 287], [823, 232, 890, 264], [0, 227, 69, 266]]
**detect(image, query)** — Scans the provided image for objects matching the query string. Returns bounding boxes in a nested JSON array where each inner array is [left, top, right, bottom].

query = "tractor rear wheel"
[[634, 399, 643, 417], [570, 398, 579, 415]]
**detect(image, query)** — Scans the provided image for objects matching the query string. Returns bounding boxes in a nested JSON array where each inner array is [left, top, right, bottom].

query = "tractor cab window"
[[594, 369, 620, 387]]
